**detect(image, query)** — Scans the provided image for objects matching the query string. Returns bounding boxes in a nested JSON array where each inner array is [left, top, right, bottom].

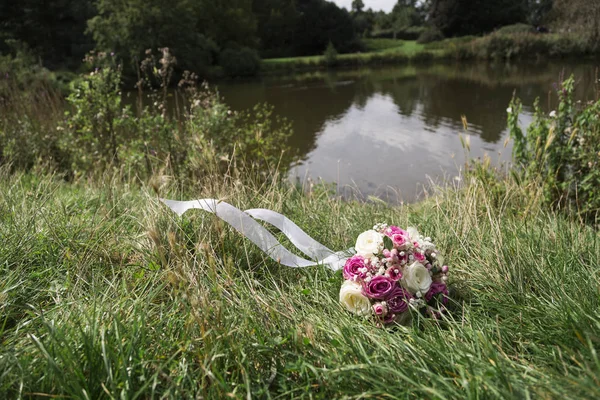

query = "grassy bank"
[[1, 166, 600, 398], [261, 34, 599, 74], [261, 40, 441, 73]]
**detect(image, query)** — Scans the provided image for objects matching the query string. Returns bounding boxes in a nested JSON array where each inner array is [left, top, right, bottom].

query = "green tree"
[[352, 0, 365, 13], [429, 0, 528, 36], [253, 0, 299, 57], [87, 0, 217, 74], [528, 0, 554, 26], [0, 0, 95, 69], [390, 0, 420, 38], [293, 0, 358, 56], [196, 0, 258, 49], [553, 0, 600, 41]]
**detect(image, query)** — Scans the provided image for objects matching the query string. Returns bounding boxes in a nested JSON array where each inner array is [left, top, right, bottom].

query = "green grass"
[[261, 40, 436, 73], [261, 33, 598, 75], [362, 38, 407, 53], [2, 166, 600, 398], [362, 39, 427, 56]]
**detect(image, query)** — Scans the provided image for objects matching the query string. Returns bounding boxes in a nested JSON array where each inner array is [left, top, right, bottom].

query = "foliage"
[[88, 0, 216, 75], [449, 32, 595, 60], [0, 52, 295, 184], [0, 40, 55, 92], [63, 52, 133, 173], [182, 84, 295, 179], [416, 28, 445, 44], [323, 41, 338, 67], [528, 0, 554, 26], [218, 47, 261, 77], [429, 0, 529, 36], [0, 87, 65, 172], [5, 0, 600, 79], [197, 0, 258, 49], [351, 0, 365, 13], [553, 0, 600, 42], [508, 75, 600, 223], [292, 0, 359, 56], [0, 0, 95, 69]]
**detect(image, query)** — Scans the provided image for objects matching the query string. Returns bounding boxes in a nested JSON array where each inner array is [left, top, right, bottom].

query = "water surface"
[[216, 62, 599, 202]]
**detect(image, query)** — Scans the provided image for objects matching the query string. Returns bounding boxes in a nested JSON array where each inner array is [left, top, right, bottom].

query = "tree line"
[[0, 0, 595, 78]]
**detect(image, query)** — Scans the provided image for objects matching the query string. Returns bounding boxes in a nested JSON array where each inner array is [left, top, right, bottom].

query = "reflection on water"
[[216, 61, 599, 202]]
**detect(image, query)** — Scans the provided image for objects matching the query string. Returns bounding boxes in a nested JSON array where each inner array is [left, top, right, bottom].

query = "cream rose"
[[339, 280, 371, 316], [402, 262, 432, 295], [407, 226, 435, 251], [355, 230, 384, 257]]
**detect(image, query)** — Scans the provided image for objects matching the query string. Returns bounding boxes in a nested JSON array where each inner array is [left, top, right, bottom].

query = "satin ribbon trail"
[[160, 198, 351, 270]]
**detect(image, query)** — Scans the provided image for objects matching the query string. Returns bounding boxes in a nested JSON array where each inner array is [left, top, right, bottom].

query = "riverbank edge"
[[259, 34, 600, 76]]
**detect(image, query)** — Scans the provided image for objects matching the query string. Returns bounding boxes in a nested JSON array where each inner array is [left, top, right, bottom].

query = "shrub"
[[450, 33, 594, 61], [219, 47, 261, 77], [0, 43, 67, 171], [417, 29, 444, 44], [183, 86, 296, 180], [508, 76, 600, 223], [62, 52, 135, 173], [0, 40, 57, 94], [324, 41, 338, 67]]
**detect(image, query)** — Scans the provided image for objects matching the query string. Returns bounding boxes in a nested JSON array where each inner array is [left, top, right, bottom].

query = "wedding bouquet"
[[339, 224, 449, 324]]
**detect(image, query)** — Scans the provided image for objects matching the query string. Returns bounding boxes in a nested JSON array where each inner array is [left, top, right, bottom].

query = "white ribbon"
[[160, 198, 352, 270]]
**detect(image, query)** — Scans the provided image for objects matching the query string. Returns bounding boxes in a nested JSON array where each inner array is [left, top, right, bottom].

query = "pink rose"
[[363, 276, 394, 300], [392, 234, 408, 247], [386, 266, 402, 281], [343, 255, 367, 281], [414, 252, 426, 263], [372, 302, 388, 316], [387, 226, 407, 236]]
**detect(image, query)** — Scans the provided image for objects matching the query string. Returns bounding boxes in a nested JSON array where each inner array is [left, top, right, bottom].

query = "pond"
[[216, 61, 599, 202]]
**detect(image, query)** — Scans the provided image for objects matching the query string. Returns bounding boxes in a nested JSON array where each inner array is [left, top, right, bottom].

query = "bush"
[[450, 33, 595, 61], [219, 47, 261, 77], [508, 76, 600, 223], [417, 29, 445, 44], [182, 85, 295, 180], [63, 52, 134, 173], [0, 40, 57, 94], [324, 41, 338, 67]]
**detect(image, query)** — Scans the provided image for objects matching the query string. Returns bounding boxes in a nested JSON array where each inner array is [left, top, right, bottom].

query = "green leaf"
[[383, 235, 393, 251]]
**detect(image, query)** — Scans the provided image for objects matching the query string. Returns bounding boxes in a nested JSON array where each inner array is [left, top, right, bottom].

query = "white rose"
[[407, 227, 420, 241], [407, 227, 435, 251], [402, 262, 432, 295], [339, 280, 371, 316], [355, 230, 384, 257]]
